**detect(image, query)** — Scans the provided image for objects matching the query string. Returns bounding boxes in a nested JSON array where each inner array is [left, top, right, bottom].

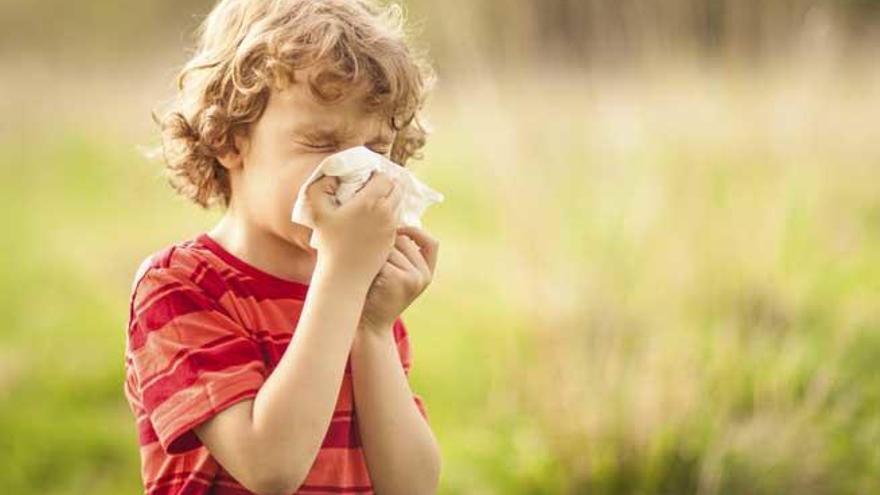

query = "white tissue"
[[290, 145, 444, 250]]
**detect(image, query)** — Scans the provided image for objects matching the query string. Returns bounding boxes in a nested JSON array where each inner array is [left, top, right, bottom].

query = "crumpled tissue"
[[290, 145, 444, 250]]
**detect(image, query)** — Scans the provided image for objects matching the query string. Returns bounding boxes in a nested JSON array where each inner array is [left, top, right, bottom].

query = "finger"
[[350, 170, 394, 203], [306, 175, 340, 215], [380, 180, 405, 216], [395, 225, 438, 275], [388, 243, 416, 272], [380, 257, 408, 278], [383, 176, 400, 199], [396, 234, 430, 280], [381, 178, 403, 202], [307, 174, 338, 196]]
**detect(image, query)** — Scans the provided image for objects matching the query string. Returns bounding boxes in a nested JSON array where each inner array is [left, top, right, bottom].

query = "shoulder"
[[125, 236, 242, 358], [128, 236, 221, 311]]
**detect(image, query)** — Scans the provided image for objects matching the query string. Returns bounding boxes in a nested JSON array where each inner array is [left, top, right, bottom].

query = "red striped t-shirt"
[[123, 232, 428, 494]]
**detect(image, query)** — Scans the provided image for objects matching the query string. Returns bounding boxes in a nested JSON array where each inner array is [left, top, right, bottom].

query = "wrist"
[[356, 318, 395, 335], [353, 324, 395, 347], [315, 254, 374, 291]]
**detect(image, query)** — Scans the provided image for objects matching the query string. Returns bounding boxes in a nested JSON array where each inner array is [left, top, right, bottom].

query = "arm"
[[349, 324, 442, 495], [193, 257, 370, 495]]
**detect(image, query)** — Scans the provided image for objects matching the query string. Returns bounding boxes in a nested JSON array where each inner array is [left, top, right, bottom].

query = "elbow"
[[424, 443, 443, 494], [244, 457, 310, 495], [244, 434, 317, 495], [248, 470, 307, 495], [250, 480, 301, 495], [419, 436, 443, 494], [405, 439, 443, 495]]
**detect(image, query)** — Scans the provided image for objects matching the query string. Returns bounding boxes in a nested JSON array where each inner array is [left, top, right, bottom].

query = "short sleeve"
[[393, 318, 429, 422], [127, 266, 267, 455]]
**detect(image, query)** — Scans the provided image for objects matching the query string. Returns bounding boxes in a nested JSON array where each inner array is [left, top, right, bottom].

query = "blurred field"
[[2, 1, 880, 494]]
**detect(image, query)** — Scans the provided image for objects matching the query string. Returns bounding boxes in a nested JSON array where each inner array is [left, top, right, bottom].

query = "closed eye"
[[298, 140, 389, 156], [299, 141, 337, 151]]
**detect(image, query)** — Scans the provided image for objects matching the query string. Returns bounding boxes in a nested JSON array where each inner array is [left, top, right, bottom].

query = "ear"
[[216, 129, 249, 171]]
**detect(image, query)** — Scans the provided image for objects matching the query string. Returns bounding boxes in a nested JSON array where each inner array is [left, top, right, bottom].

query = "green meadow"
[[2, 63, 878, 494]]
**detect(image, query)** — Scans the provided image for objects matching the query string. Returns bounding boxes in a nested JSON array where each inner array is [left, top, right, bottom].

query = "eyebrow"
[[294, 125, 393, 145]]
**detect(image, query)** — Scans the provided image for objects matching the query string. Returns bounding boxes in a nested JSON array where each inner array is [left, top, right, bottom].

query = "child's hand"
[[305, 170, 404, 285], [358, 225, 439, 333]]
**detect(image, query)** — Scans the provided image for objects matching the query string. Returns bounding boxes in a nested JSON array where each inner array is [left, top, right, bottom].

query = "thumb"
[[305, 175, 340, 220]]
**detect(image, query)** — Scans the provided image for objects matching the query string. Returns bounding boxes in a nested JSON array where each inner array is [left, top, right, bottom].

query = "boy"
[[123, 1, 441, 494]]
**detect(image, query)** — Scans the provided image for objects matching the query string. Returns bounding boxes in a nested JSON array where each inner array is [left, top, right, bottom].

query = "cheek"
[[249, 158, 318, 225]]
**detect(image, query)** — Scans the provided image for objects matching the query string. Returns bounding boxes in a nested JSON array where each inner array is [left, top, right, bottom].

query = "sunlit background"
[[1, 1, 879, 493]]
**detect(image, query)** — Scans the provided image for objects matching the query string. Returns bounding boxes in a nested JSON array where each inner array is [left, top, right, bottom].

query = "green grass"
[[1, 66, 879, 494]]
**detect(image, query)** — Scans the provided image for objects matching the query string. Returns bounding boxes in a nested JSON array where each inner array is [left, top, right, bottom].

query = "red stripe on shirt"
[[141, 338, 264, 411]]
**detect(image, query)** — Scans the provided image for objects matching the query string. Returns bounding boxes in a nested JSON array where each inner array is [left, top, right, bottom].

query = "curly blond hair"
[[150, 0, 437, 209]]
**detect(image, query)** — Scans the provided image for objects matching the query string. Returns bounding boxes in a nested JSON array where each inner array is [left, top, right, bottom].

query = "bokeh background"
[[2, 0, 879, 493]]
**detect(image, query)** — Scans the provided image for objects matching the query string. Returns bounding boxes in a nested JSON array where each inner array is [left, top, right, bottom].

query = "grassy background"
[[1, 1, 880, 494]]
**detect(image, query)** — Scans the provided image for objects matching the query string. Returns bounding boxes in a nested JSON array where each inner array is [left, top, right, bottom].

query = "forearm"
[[250, 257, 370, 483], [350, 326, 441, 494]]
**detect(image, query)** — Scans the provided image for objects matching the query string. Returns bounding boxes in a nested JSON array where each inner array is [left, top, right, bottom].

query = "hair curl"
[[149, 0, 437, 209]]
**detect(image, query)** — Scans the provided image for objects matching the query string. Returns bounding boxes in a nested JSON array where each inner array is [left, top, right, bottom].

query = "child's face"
[[220, 67, 396, 253]]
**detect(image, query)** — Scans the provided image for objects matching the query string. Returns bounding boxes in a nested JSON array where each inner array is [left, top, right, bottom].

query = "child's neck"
[[208, 212, 317, 286]]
